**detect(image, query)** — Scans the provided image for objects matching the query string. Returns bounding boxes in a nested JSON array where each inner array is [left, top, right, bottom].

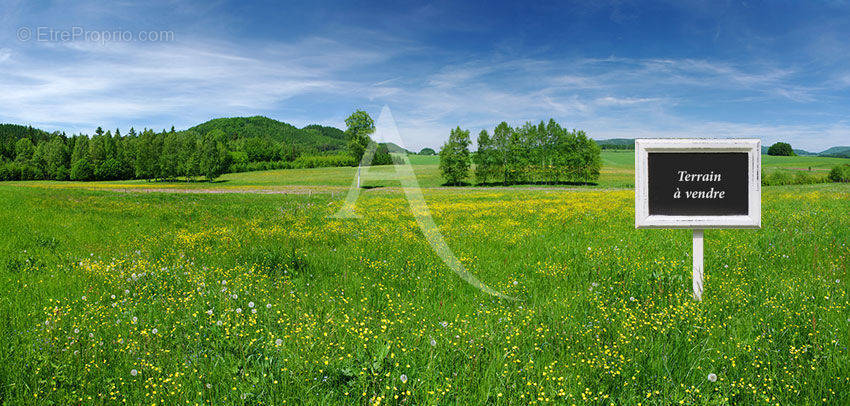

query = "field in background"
[[8, 151, 847, 192], [0, 153, 848, 404]]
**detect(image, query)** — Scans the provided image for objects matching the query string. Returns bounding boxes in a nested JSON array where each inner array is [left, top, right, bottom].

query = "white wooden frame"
[[635, 138, 761, 229]]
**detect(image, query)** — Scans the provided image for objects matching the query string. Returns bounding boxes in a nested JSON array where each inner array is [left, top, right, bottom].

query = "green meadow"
[[13, 151, 847, 191], [0, 153, 848, 404]]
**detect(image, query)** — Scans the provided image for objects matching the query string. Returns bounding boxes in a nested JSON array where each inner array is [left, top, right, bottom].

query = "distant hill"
[[382, 142, 410, 154], [818, 146, 850, 158], [760, 146, 816, 156], [591, 138, 845, 158], [189, 116, 348, 152], [594, 138, 634, 150]]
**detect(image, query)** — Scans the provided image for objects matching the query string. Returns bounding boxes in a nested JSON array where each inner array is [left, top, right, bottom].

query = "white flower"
[[216, 320, 222, 326], [440, 321, 448, 328], [430, 337, 437, 347], [206, 383, 212, 389], [275, 338, 283, 346], [110, 294, 116, 299], [248, 302, 255, 308], [130, 369, 138, 377], [232, 294, 238, 299], [132, 317, 138, 324], [81, 296, 87, 301], [235, 308, 242, 313], [512, 280, 518, 286], [399, 374, 408, 384], [266, 303, 272, 309], [74, 329, 79, 334], [124, 289, 129, 295], [152, 328, 158, 334], [251, 309, 257, 314], [708, 373, 717, 382]]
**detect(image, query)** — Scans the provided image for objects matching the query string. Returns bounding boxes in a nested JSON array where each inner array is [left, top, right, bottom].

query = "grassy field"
[[0, 154, 848, 404], [10, 151, 846, 193]]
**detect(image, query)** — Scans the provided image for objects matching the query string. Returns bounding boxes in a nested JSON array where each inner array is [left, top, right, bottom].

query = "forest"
[[0, 115, 392, 182]]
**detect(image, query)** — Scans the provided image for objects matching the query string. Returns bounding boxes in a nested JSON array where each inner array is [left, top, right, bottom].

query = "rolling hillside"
[[189, 116, 348, 152]]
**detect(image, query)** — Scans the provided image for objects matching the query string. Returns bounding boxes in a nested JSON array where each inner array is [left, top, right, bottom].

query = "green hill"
[[818, 146, 850, 158], [594, 138, 634, 150], [189, 116, 348, 152], [382, 142, 410, 154]]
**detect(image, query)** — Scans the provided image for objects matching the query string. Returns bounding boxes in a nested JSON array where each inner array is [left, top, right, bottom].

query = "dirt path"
[[108, 187, 344, 195], [104, 185, 630, 195]]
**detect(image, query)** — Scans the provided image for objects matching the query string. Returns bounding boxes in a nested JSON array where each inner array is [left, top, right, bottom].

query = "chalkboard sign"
[[635, 139, 761, 229], [648, 152, 748, 216]]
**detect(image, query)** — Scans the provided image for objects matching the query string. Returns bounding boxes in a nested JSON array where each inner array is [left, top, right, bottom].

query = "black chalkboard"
[[648, 152, 748, 216]]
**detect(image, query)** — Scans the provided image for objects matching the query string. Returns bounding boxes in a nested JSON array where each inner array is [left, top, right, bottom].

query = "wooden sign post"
[[635, 139, 761, 301]]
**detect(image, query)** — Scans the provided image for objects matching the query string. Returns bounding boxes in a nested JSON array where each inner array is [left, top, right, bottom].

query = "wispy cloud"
[[0, 36, 396, 132], [1, 0, 848, 152]]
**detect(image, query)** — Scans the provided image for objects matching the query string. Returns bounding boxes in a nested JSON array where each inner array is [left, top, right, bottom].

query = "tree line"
[[439, 119, 601, 185], [0, 111, 393, 182], [0, 126, 232, 182]]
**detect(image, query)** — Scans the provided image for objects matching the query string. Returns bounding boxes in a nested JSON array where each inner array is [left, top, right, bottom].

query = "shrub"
[[762, 170, 828, 186], [828, 164, 850, 182]]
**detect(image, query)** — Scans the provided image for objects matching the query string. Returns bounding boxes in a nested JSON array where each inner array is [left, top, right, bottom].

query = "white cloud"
[[0, 36, 394, 132], [0, 31, 845, 152]]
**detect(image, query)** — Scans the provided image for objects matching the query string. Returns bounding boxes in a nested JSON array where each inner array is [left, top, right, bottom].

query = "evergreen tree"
[[160, 131, 180, 180], [199, 129, 229, 181], [135, 130, 159, 180], [71, 135, 89, 164]]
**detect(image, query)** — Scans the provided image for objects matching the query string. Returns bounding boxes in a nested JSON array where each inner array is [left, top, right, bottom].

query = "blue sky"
[[1, 0, 849, 151]]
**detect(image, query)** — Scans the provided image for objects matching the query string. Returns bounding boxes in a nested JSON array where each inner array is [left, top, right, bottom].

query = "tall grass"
[[0, 183, 847, 404]]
